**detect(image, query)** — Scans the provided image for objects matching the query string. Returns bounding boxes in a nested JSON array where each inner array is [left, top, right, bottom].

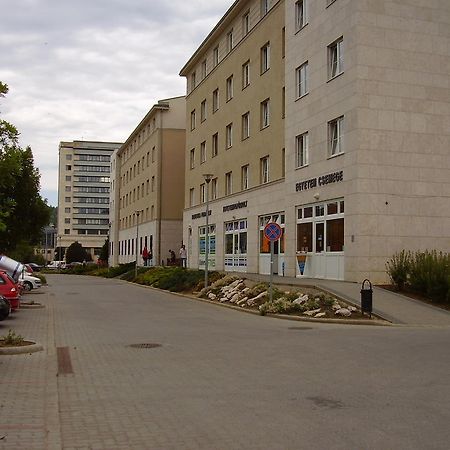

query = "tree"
[[99, 238, 109, 264], [65, 241, 88, 264]]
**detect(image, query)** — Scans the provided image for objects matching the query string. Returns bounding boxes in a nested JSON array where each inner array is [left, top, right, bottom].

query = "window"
[[213, 46, 219, 67], [65, 176, 71, 181], [226, 75, 233, 101], [201, 99, 207, 122], [282, 27, 285, 58], [295, 0, 307, 31], [201, 59, 207, 78], [64, 229, 70, 235], [261, 99, 270, 128], [200, 183, 206, 203], [65, 186, 71, 192], [151, 176, 155, 192], [212, 88, 219, 112], [190, 110, 196, 130], [242, 11, 250, 35], [260, 156, 269, 184], [296, 62, 309, 98], [242, 112, 250, 139], [152, 146, 155, 162], [212, 133, 218, 157], [328, 37, 343, 79], [65, 197, 71, 202], [65, 207, 71, 213], [226, 123, 233, 149], [189, 188, 195, 207], [211, 178, 218, 199], [200, 141, 206, 163], [66, 165, 71, 170], [261, 0, 269, 17], [242, 61, 250, 88], [241, 165, 249, 190], [65, 218, 70, 224], [329, 116, 344, 156], [226, 30, 233, 53], [225, 172, 233, 195], [261, 42, 270, 73], [191, 71, 196, 91], [282, 86, 286, 118], [190, 148, 195, 169], [296, 132, 309, 168]]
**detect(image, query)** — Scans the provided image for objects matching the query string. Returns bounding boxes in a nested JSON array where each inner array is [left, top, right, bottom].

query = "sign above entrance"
[[264, 222, 282, 242], [192, 210, 211, 220], [295, 170, 343, 192], [223, 200, 247, 212]]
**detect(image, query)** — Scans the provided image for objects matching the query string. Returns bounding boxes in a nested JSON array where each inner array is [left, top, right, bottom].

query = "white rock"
[[293, 294, 309, 305], [253, 291, 268, 301], [303, 308, 321, 316], [219, 297, 228, 303], [229, 279, 242, 288], [236, 298, 247, 306], [208, 293, 217, 300], [242, 287, 251, 294], [332, 302, 342, 310], [315, 312, 326, 318], [335, 308, 351, 317], [348, 306, 357, 312]]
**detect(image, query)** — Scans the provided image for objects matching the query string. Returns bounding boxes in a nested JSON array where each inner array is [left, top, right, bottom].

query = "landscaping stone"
[[303, 308, 321, 316], [315, 312, 326, 318], [335, 308, 351, 317]]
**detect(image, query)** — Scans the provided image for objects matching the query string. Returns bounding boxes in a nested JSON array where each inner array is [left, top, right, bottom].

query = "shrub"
[[386, 250, 411, 290], [1, 329, 24, 345]]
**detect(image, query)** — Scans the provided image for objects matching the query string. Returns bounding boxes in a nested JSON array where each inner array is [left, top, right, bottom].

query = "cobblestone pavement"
[[1, 275, 450, 449]]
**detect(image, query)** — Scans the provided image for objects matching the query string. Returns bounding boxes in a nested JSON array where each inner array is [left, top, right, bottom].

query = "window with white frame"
[[191, 71, 196, 91], [189, 188, 195, 207], [261, 42, 270, 73], [226, 123, 233, 148], [151, 176, 155, 192], [200, 141, 206, 163], [211, 178, 218, 199], [296, 61, 308, 98], [259, 213, 285, 254], [190, 110, 196, 130], [242, 112, 250, 139], [242, 11, 250, 35], [261, 99, 270, 128], [201, 99, 207, 122], [241, 165, 249, 190], [260, 156, 269, 184], [226, 30, 233, 53], [212, 88, 219, 112], [212, 132, 218, 157], [328, 37, 343, 79], [295, 0, 307, 31], [189, 148, 195, 169], [260, 0, 269, 17], [213, 46, 219, 67], [201, 59, 207, 78], [200, 183, 206, 203], [329, 116, 344, 156], [226, 75, 233, 101], [242, 61, 250, 88], [225, 172, 233, 195], [295, 132, 309, 168]]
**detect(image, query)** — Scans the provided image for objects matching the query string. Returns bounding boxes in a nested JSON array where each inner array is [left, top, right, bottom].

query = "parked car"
[[0, 271, 20, 311], [0, 295, 11, 321], [25, 263, 42, 272], [46, 260, 66, 270], [18, 272, 42, 291]]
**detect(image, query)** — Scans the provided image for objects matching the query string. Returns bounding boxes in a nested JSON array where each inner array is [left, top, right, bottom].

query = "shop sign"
[[223, 200, 247, 212], [192, 210, 211, 220], [296, 170, 343, 192]]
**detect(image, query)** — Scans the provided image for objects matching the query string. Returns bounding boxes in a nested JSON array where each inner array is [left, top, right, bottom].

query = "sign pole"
[[269, 240, 274, 302]]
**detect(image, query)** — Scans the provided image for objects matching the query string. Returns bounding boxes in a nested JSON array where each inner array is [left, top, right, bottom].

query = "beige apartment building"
[[181, 0, 449, 282], [181, 0, 286, 274], [109, 97, 186, 267], [58, 140, 122, 261]]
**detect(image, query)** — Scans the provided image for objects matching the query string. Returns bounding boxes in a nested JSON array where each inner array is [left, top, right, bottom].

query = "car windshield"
[[6, 273, 16, 284]]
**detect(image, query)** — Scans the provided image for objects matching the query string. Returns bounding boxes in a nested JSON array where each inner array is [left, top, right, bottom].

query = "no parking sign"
[[263, 222, 282, 242]]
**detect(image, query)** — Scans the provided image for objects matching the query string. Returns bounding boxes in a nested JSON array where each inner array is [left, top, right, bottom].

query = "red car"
[[0, 270, 20, 311]]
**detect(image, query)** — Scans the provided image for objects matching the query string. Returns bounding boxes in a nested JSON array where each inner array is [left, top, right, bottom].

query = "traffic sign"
[[264, 222, 282, 242]]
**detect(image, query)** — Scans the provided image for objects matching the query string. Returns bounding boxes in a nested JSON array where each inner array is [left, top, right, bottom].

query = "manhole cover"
[[288, 326, 313, 330], [128, 343, 162, 349]]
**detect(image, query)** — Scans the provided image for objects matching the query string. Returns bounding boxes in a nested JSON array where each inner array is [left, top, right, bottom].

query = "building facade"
[[181, 0, 450, 282], [58, 140, 122, 260], [110, 97, 186, 267]]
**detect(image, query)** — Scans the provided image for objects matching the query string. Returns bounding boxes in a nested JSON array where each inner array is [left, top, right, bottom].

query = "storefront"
[[259, 213, 285, 275], [224, 219, 247, 272], [296, 199, 344, 279], [198, 224, 216, 270]]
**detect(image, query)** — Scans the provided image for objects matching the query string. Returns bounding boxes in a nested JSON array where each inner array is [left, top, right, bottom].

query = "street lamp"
[[135, 209, 143, 278], [58, 235, 62, 273], [203, 173, 213, 288]]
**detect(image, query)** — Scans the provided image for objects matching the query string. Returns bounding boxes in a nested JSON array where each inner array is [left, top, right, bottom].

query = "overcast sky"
[[0, 0, 231, 206]]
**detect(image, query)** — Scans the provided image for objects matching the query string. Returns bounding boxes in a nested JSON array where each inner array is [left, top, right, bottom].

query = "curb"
[[20, 303, 45, 309], [0, 342, 44, 355]]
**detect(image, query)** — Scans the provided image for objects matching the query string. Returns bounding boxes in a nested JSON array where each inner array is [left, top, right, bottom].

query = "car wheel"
[[24, 281, 33, 291]]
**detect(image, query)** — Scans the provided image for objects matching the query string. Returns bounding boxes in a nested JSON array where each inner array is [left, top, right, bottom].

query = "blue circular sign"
[[264, 222, 282, 241]]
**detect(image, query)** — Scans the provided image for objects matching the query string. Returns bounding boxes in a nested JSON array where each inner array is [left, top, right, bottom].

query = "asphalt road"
[[2, 274, 450, 449]]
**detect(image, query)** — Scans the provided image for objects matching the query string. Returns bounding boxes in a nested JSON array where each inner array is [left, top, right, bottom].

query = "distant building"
[[58, 140, 122, 261], [109, 97, 186, 267]]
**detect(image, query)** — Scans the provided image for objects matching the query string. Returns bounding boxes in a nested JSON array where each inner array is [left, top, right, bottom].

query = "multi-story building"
[[58, 140, 121, 260], [110, 97, 186, 267], [181, 0, 450, 282], [180, 0, 286, 274]]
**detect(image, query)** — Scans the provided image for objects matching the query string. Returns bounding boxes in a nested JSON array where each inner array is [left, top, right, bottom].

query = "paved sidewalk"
[[234, 273, 450, 326]]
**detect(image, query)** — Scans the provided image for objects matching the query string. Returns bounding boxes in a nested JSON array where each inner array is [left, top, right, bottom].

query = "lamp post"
[[135, 210, 143, 278], [58, 235, 62, 273], [202, 174, 213, 288]]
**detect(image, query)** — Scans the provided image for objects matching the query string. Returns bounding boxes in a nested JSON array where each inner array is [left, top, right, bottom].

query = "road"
[[1, 274, 450, 449]]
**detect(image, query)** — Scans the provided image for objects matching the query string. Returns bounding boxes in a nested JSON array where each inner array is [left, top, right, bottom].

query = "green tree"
[[99, 238, 109, 263], [65, 241, 88, 264]]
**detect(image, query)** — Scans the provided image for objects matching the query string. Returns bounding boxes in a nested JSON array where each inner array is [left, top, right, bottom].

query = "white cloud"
[[0, 0, 231, 206]]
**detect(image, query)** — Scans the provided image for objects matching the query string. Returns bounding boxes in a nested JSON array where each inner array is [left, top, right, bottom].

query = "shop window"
[[327, 202, 338, 215], [297, 222, 312, 252], [326, 218, 344, 251], [304, 207, 313, 218]]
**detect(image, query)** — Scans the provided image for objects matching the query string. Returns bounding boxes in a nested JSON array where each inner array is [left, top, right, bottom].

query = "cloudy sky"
[[0, 0, 231, 206]]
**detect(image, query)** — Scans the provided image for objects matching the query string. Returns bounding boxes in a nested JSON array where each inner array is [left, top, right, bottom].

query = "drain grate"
[[128, 343, 162, 349]]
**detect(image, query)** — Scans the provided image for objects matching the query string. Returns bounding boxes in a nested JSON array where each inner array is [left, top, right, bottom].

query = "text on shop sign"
[[296, 170, 343, 192]]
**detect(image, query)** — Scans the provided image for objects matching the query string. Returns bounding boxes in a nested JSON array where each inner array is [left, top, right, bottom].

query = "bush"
[[386, 250, 411, 290]]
